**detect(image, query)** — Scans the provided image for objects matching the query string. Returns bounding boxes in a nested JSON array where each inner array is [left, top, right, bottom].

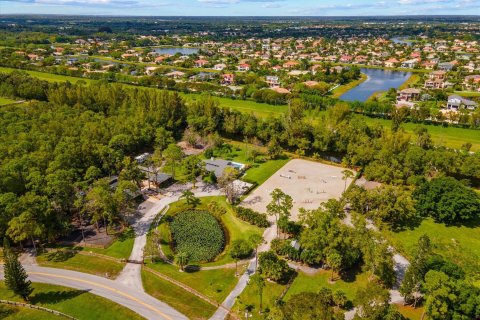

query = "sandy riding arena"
[[240, 159, 354, 221]]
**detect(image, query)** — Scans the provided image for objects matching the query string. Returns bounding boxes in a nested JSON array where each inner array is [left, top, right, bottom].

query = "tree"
[[249, 234, 264, 269], [354, 281, 390, 320], [179, 189, 199, 208], [163, 144, 184, 179], [326, 252, 342, 281], [250, 273, 265, 314], [182, 155, 204, 188], [258, 251, 292, 283], [3, 239, 33, 301], [341, 169, 355, 193], [422, 270, 456, 320], [267, 188, 293, 238], [413, 177, 480, 223], [400, 234, 432, 308], [175, 251, 189, 271], [267, 136, 282, 159], [230, 239, 252, 276], [218, 166, 239, 204]]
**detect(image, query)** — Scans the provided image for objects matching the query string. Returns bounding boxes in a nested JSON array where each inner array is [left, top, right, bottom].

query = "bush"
[[170, 210, 225, 262], [234, 207, 269, 228], [258, 251, 293, 283]]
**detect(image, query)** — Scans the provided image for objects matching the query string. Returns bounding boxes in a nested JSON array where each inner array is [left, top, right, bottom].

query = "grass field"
[[397, 304, 424, 320], [156, 196, 264, 266], [36, 250, 125, 278], [141, 270, 216, 319], [145, 260, 240, 302], [382, 217, 480, 276], [0, 97, 18, 105], [0, 67, 95, 84], [361, 116, 480, 151], [284, 268, 370, 303], [0, 282, 144, 320]]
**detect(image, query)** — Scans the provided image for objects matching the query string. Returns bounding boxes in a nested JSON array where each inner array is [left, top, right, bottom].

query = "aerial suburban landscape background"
[[0, 7, 479, 320]]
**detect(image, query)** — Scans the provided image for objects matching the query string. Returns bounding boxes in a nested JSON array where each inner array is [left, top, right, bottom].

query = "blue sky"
[[1, 0, 479, 16]]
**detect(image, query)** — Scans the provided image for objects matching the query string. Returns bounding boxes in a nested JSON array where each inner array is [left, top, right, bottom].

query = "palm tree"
[[180, 190, 199, 208], [250, 273, 265, 314], [175, 251, 189, 272], [249, 234, 264, 270]]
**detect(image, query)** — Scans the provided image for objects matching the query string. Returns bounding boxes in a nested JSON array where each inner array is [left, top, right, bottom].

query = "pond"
[[391, 37, 414, 46], [340, 68, 412, 102], [153, 47, 199, 55]]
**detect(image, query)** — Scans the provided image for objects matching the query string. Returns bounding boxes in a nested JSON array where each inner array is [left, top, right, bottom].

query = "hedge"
[[234, 207, 269, 228]]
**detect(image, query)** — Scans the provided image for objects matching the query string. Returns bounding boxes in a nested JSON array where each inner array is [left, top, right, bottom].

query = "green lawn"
[[0, 67, 95, 84], [399, 74, 421, 90], [361, 116, 480, 151], [144, 260, 240, 303], [397, 304, 424, 320], [0, 305, 58, 320], [36, 249, 125, 279], [86, 228, 135, 259], [141, 270, 216, 320], [284, 268, 370, 303], [232, 278, 286, 318], [209, 140, 290, 186], [0, 282, 144, 320], [156, 196, 264, 266], [382, 217, 480, 276], [0, 97, 18, 105]]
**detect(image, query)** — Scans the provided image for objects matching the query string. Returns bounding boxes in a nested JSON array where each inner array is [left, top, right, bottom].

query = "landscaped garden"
[[0, 282, 144, 320]]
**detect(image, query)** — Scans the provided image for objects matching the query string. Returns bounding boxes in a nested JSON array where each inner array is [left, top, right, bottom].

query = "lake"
[[153, 47, 199, 55], [391, 37, 413, 46], [340, 68, 412, 102]]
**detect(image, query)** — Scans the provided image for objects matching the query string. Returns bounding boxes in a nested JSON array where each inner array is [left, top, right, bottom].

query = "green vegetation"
[[0, 282, 144, 320], [86, 228, 135, 259], [0, 97, 17, 105], [170, 210, 225, 262], [36, 250, 125, 278], [0, 305, 60, 320], [0, 67, 95, 84], [145, 261, 239, 302], [382, 218, 480, 276], [332, 73, 368, 98], [285, 269, 369, 302], [155, 197, 264, 266], [399, 74, 421, 90], [141, 270, 216, 319]]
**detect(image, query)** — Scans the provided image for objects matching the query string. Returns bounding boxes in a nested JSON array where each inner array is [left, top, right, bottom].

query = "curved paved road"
[[0, 265, 187, 320]]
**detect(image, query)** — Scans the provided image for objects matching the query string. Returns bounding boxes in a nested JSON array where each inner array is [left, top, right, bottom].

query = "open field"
[[361, 116, 480, 151], [382, 217, 480, 276], [0, 67, 95, 84], [399, 73, 421, 90], [284, 268, 369, 303], [145, 260, 240, 302], [141, 270, 216, 319], [36, 250, 125, 278], [240, 159, 354, 219], [397, 304, 424, 320], [0, 282, 144, 320]]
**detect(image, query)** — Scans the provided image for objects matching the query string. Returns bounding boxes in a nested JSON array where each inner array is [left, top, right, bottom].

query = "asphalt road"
[[0, 265, 188, 320]]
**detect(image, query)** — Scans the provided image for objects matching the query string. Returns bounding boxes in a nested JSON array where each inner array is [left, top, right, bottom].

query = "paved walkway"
[[210, 222, 277, 320], [0, 265, 187, 320]]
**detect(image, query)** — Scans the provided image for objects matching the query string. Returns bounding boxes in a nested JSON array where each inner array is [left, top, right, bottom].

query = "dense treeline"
[[0, 71, 479, 246]]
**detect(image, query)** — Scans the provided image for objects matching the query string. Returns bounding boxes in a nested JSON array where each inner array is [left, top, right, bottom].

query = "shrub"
[[258, 251, 293, 283], [234, 207, 269, 228], [170, 210, 225, 262]]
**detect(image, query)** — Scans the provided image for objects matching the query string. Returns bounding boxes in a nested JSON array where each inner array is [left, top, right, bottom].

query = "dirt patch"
[[240, 159, 355, 221]]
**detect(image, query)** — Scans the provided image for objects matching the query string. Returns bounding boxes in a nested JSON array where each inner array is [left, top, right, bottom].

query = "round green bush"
[[170, 210, 225, 262]]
